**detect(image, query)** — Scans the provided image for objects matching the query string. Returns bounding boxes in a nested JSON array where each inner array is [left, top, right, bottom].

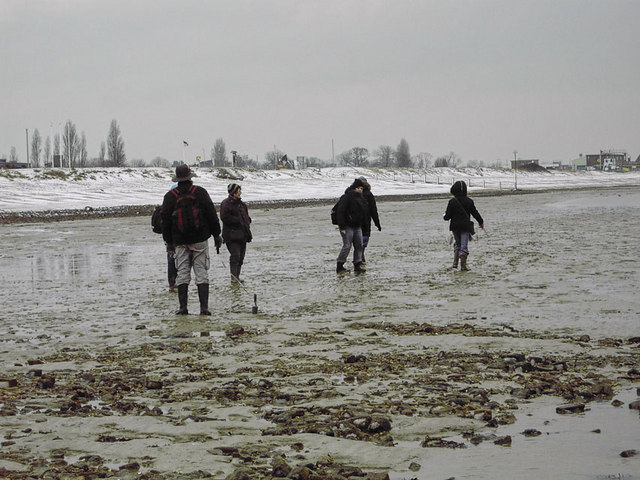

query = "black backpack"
[[171, 185, 205, 236], [151, 205, 163, 234], [330, 196, 344, 225]]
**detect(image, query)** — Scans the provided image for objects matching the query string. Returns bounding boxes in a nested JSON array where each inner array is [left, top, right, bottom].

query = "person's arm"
[[469, 200, 484, 228], [443, 199, 453, 221], [199, 188, 221, 238], [161, 192, 174, 246], [370, 197, 381, 230]]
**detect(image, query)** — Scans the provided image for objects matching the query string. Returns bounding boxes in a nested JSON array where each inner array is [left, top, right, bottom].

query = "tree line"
[[11, 125, 501, 169], [8, 119, 126, 168]]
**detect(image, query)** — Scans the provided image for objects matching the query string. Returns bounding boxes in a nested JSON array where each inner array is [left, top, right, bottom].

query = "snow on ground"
[[1, 166, 640, 213]]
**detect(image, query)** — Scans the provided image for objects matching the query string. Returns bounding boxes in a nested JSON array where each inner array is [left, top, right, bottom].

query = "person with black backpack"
[[152, 183, 178, 291], [161, 165, 222, 315], [335, 178, 367, 275]]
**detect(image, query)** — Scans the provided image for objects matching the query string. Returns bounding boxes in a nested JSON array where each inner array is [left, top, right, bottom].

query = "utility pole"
[[513, 150, 518, 190], [332, 138, 335, 165], [26, 129, 30, 168]]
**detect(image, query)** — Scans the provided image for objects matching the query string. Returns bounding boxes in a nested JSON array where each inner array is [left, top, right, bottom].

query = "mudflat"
[[1, 187, 639, 479]]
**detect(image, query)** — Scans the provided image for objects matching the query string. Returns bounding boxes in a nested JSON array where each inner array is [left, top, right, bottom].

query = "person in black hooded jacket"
[[443, 180, 484, 271], [356, 176, 381, 265], [335, 179, 367, 274]]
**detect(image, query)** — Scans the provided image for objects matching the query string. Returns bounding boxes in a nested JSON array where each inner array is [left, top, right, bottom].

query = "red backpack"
[[171, 185, 205, 236]]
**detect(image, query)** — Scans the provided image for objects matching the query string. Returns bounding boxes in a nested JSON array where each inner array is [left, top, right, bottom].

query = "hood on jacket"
[[450, 180, 467, 196]]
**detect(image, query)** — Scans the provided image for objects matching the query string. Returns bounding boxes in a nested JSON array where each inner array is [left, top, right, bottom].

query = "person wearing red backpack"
[[161, 165, 222, 315]]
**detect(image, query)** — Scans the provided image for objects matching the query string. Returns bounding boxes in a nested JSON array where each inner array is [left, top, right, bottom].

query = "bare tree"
[[434, 151, 461, 167], [98, 142, 106, 166], [396, 138, 412, 167], [305, 156, 326, 168], [265, 149, 285, 168], [466, 159, 485, 168], [79, 132, 88, 168], [212, 138, 227, 166], [374, 145, 395, 167], [339, 147, 369, 167], [44, 136, 51, 167], [414, 152, 432, 169], [54, 134, 60, 156], [129, 158, 146, 167], [10, 146, 18, 163], [150, 156, 169, 167], [106, 119, 126, 167], [30, 129, 42, 167], [63, 120, 81, 167]]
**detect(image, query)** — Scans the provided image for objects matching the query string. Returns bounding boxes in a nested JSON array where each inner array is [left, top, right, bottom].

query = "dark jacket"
[[336, 187, 366, 230], [362, 187, 381, 236], [220, 194, 252, 243], [444, 180, 484, 233], [161, 181, 221, 246]]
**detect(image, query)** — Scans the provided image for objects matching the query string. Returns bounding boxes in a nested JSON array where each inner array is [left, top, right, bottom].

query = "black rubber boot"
[[452, 251, 459, 269], [176, 284, 189, 315], [197, 283, 211, 315], [230, 264, 243, 283], [336, 262, 348, 274], [354, 262, 364, 275]]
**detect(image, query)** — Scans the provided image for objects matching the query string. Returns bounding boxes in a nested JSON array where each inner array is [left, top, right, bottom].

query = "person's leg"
[[236, 242, 247, 280], [336, 228, 354, 273], [459, 232, 470, 271], [452, 231, 462, 269], [226, 242, 243, 282], [361, 235, 370, 264], [167, 251, 177, 290], [353, 228, 364, 273], [191, 241, 212, 314], [174, 245, 192, 314]]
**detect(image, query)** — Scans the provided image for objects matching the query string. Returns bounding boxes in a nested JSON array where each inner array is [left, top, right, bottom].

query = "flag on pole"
[[183, 141, 189, 147]]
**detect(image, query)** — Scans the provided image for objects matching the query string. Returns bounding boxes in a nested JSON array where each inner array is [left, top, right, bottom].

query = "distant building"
[[0, 158, 29, 169], [585, 150, 628, 171], [573, 155, 587, 171], [510, 159, 539, 169]]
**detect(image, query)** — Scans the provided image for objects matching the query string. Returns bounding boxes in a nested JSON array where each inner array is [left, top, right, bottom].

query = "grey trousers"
[[174, 240, 211, 286], [337, 227, 363, 264], [452, 231, 470, 258]]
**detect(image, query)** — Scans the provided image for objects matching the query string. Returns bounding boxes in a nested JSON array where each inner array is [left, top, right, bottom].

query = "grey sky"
[[2, 0, 639, 165]]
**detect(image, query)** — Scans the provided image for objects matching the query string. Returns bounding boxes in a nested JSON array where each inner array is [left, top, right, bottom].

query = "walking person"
[[357, 176, 382, 266], [220, 183, 252, 284], [152, 201, 178, 291], [335, 178, 367, 275], [443, 180, 484, 271], [152, 182, 179, 291], [161, 165, 222, 315]]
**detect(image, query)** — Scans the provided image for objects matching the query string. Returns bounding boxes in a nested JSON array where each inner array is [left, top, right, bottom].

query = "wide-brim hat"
[[172, 165, 196, 182]]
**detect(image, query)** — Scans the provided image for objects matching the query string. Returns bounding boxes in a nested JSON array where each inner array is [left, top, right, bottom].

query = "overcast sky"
[[2, 0, 639, 166]]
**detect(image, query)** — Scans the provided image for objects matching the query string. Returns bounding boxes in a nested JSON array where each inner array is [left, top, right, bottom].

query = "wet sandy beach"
[[1, 186, 639, 479]]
